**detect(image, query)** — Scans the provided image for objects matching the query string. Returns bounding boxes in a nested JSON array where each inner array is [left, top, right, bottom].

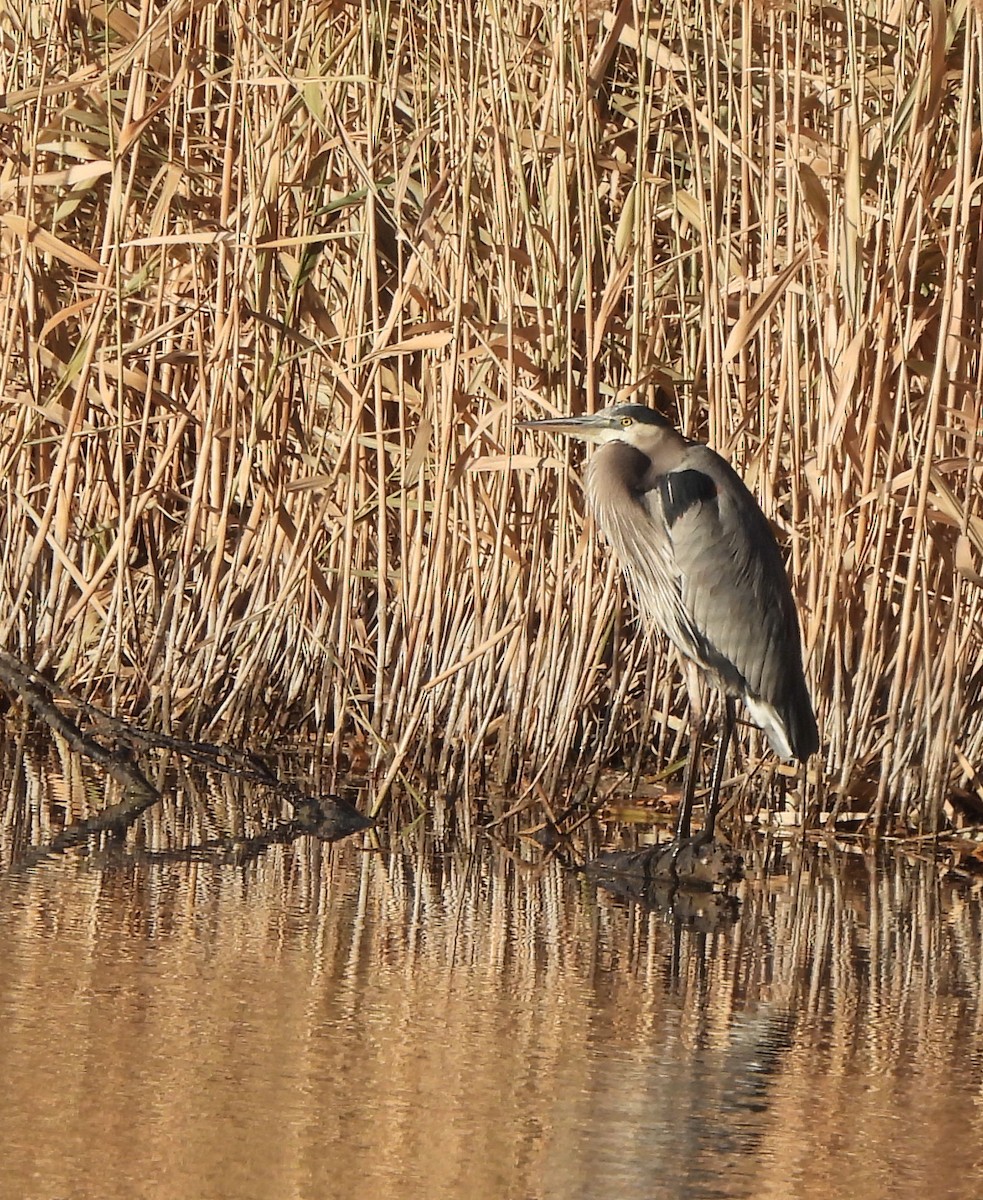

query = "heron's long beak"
[[517, 413, 615, 442]]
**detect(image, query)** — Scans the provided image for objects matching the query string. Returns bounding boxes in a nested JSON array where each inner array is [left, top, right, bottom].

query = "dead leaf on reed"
[[122, 232, 237, 247], [824, 326, 868, 458], [86, 1, 183, 75], [955, 536, 983, 587], [35, 132, 109, 161], [510, 454, 579, 474], [0, 161, 113, 199], [117, 71, 187, 157], [38, 297, 100, 343], [796, 161, 830, 225], [723, 249, 809, 362], [422, 619, 523, 693], [895, 469, 983, 558], [953, 745, 983, 803], [468, 454, 542, 472], [590, 255, 633, 361], [614, 183, 636, 257], [0, 213, 104, 273], [600, 8, 687, 72], [362, 324, 454, 361], [474, 345, 541, 376], [842, 121, 863, 319], [624, 364, 686, 394], [926, 472, 983, 556], [673, 191, 704, 231]]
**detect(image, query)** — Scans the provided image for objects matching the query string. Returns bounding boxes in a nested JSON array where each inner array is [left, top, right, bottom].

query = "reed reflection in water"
[[1, 739, 982, 1200]]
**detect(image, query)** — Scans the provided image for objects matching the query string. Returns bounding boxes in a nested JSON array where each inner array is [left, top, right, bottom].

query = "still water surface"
[[1, 740, 982, 1200]]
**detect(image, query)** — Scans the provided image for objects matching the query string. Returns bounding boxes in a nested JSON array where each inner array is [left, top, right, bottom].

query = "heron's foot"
[[588, 836, 743, 891], [667, 836, 743, 888], [587, 868, 741, 928]]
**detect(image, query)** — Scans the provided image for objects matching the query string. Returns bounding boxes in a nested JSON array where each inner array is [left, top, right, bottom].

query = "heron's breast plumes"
[[585, 444, 701, 657]]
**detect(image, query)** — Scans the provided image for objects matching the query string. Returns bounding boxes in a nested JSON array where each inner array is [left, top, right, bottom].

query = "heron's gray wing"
[[645, 450, 802, 711]]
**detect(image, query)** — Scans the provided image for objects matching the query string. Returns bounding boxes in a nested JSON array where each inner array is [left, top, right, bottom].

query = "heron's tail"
[[744, 679, 818, 763], [784, 686, 820, 762]]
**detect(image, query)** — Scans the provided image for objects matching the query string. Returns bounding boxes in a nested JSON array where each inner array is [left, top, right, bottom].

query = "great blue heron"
[[520, 403, 818, 844]]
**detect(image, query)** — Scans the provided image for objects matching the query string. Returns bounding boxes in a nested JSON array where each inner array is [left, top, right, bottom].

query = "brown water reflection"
[[2, 739, 983, 1200]]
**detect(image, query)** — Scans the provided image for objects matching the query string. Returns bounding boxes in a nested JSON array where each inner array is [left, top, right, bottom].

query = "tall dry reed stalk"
[[0, 0, 981, 828]]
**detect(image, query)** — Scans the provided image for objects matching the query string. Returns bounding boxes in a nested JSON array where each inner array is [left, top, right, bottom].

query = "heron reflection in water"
[[520, 404, 818, 846]]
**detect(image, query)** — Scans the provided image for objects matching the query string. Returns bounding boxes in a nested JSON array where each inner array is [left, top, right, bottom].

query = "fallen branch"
[[0, 647, 372, 860]]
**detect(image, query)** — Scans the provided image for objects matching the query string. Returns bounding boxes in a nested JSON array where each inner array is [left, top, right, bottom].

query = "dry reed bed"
[[0, 0, 981, 826]]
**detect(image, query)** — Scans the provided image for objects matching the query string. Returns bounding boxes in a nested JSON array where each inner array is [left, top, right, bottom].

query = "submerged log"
[[588, 866, 741, 929], [0, 647, 372, 857], [588, 838, 744, 890]]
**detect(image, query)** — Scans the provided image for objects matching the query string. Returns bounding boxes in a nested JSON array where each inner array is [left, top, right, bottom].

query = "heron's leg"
[[675, 715, 704, 839], [675, 665, 705, 840], [700, 695, 736, 841]]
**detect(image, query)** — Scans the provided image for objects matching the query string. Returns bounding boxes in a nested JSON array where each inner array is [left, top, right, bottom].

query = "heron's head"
[[518, 404, 673, 450]]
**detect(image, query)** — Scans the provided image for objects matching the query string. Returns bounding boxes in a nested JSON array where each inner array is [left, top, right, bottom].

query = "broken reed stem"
[[0, 0, 980, 828]]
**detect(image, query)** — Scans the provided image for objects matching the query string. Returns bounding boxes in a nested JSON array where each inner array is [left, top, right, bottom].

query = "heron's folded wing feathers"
[[646, 453, 803, 710]]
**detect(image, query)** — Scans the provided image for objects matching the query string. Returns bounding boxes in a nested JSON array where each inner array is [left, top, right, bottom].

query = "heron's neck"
[[586, 441, 661, 508]]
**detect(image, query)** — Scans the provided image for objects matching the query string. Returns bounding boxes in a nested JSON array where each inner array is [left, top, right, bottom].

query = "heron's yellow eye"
[[620, 415, 633, 428]]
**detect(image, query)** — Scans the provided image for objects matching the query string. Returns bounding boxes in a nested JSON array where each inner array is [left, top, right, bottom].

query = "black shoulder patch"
[[659, 469, 717, 527]]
